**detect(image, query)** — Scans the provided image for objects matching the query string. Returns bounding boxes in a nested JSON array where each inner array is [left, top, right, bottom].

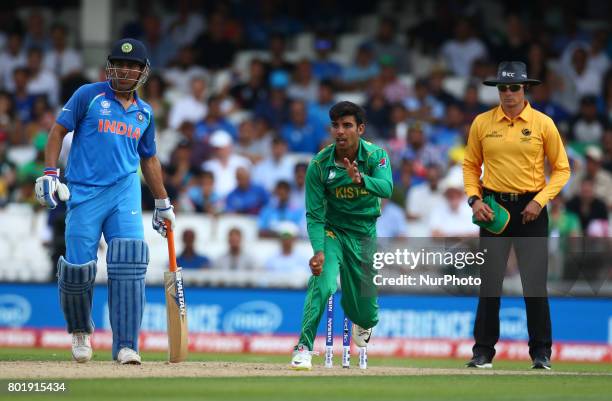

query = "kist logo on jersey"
[[378, 157, 388, 168], [121, 43, 133, 53], [98, 119, 141, 140]]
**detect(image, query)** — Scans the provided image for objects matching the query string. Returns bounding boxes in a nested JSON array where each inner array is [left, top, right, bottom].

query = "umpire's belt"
[[483, 188, 538, 202]]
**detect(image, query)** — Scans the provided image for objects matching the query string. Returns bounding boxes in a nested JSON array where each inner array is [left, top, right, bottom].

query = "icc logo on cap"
[[121, 43, 133, 53]]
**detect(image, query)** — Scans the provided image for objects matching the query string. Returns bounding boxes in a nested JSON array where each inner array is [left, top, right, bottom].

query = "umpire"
[[462, 61, 570, 369]]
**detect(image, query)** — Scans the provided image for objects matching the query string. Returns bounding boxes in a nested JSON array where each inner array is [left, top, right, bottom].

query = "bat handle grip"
[[165, 219, 178, 272]]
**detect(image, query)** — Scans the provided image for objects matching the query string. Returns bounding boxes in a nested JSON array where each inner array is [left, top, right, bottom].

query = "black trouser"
[[473, 188, 552, 360]]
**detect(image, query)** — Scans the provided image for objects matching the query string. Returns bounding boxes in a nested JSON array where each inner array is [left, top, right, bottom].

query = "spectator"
[[288, 59, 319, 103], [568, 146, 612, 208], [430, 102, 464, 151], [281, 99, 327, 154], [0, 131, 16, 206], [402, 123, 446, 177], [26, 47, 58, 106], [43, 23, 82, 79], [264, 222, 309, 273], [225, 167, 269, 214], [11, 67, 37, 124], [404, 78, 445, 124], [165, 139, 195, 201], [530, 81, 571, 126], [176, 229, 211, 269], [376, 198, 408, 238], [387, 102, 410, 152], [0, 31, 26, 91], [23, 10, 49, 51], [390, 158, 412, 208], [602, 130, 612, 173], [341, 42, 380, 91], [252, 136, 294, 192], [265, 33, 295, 77], [369, 16, 409, 73], [140, 14, 177, 68], [194, 12, 237, 70], [0, 91, 16, 137], [258, 180, 304, 238], [164, 4, 205, 48], [201, 130, 251, 198], [289, 162, 307, 210], [549, 196, 582, 238], [428, 67, 457, 106], [230, 58, 269, 110], [405, 163, 444, 235], [597, 69, 612, 121], [363, 77, 392, 138], [379, 56, 411, 103], [569, 95, 608, 143], [564, 47, 602, 98], [142, 73, 170, 130], [492, 15, 529, 63], [311, 34, 343, 81], [194, 94, 237, 140], [440, 18, 487, 77], [163, 46, 208, 95], [213, 227, 256, 271], [462, 83, 488, 123], [254, 70, 291, 130], [308, 79, 336, 129], [168, 75, 208, 130], [565, 178, 609, 232], [428, 172, 477, 237], [180, 170, 223, 215]]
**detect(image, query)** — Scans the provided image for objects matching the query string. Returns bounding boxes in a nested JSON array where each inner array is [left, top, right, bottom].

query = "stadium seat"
[[478, 85, 500, 105], [232, 50, 270, 80], [335, 92, 366, 106], [442, 76, 468, 99], [337, 33, 367, 60], [292, 32, 315, 57], [356, 14, 379, 36]]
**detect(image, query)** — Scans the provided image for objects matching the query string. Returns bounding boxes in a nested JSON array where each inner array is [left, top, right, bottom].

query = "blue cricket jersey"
[[57, 81, 156, 186]]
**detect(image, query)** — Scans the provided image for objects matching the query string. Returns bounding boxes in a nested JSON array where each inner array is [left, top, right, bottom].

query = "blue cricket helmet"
[[105, 38, 151, 92], [108, 38, 149, 65]]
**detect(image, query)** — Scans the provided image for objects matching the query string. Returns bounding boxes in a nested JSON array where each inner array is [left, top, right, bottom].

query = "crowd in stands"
[[0, 1, 610, 275]]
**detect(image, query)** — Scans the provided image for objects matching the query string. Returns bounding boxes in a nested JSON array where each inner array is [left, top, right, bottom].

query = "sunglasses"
[[497, 84, 523, 92]]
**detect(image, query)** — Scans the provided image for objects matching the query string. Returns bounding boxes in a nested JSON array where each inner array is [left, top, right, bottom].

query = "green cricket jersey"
[[305, 139, 393, 252]]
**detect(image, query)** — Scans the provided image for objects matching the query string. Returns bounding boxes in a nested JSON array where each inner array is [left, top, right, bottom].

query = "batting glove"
[[152, 198, 175, 237], [35, 168, 71, 209]]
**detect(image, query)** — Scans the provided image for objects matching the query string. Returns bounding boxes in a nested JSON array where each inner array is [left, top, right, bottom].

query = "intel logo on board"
[[0, 295, 31, 327], [223, 301, 282, 334]]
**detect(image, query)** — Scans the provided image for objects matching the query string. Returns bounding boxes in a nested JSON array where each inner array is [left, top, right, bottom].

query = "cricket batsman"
[[291, 101, 393, 370], [34, 38, 175, 364]]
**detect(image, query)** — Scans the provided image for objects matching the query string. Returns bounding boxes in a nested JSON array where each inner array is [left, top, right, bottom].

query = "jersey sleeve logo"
[[378, 157, 388, 168]]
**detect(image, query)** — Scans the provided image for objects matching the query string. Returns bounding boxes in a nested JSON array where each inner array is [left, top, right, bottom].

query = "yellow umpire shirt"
[[463, 102, 570, 207]]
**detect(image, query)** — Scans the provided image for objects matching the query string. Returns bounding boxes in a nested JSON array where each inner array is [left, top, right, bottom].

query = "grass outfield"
[[1, 348, 611, 401]]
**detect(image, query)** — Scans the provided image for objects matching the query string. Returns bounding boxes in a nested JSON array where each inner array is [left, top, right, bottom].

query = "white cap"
[[209, 130, 233, 148], [585, 146, 603, 162], [440, 170, 464, 193]]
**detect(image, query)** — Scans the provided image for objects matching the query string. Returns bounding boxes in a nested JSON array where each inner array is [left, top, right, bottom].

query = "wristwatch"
[[467, 195, 480, 207]]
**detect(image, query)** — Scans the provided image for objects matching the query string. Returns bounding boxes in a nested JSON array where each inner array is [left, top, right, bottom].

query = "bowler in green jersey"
[[290, 101, 393, 370]]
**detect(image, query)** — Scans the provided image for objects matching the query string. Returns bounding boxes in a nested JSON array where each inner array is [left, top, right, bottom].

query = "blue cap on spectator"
[[270, 70, 289, 89], [315, 39, 333, 51]]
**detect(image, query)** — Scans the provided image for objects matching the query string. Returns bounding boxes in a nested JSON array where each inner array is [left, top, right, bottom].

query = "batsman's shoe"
[[71, 332, 92, 363], [290, 346, 313, 370], [466, 355, 493, 368], [351, 324, 372, 347], [117, 348, 142, 365], [531, 356, 551, 370]]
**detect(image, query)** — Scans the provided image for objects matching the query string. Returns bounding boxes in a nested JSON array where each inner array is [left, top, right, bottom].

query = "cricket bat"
[[164, 220, 188, 362]]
